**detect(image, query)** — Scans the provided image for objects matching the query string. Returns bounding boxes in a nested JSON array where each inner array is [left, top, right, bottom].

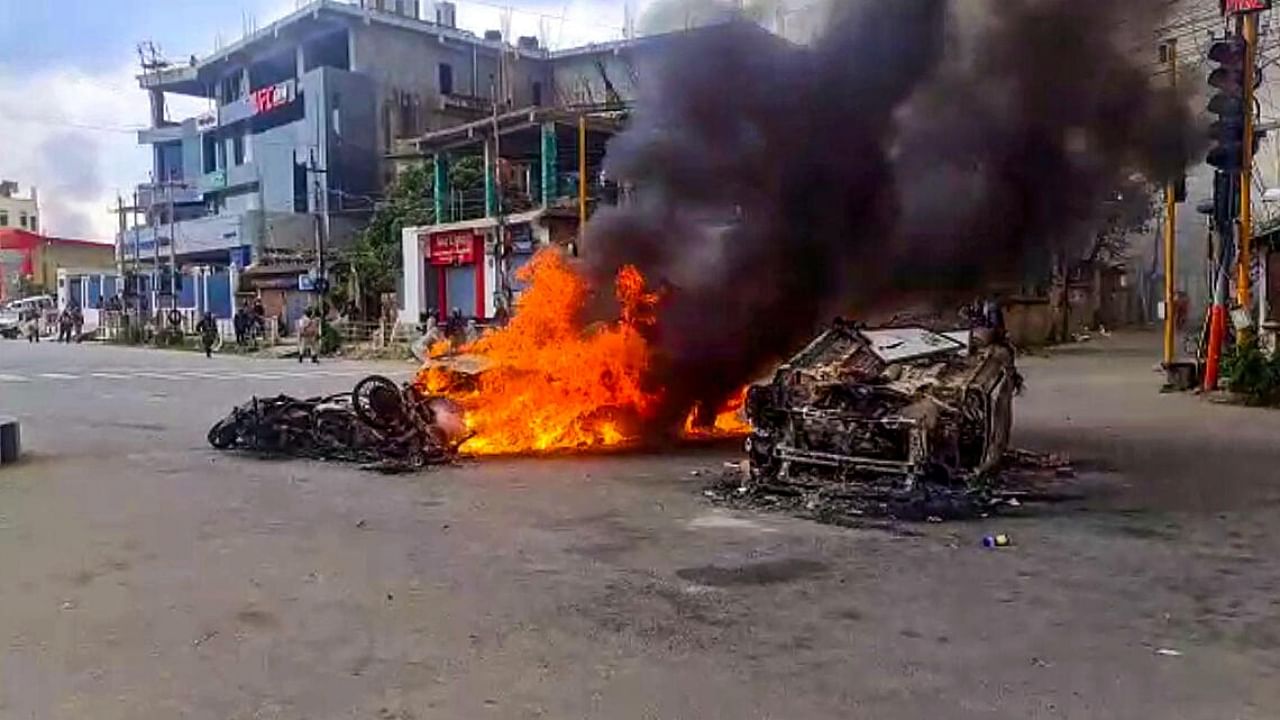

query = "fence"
[[97, 310, 280, 346], [328, 318, 417, 348]]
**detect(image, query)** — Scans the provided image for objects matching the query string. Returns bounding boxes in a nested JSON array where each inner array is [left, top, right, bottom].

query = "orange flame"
[[682, 386, 751, 439], [416, 249, 748, 456]]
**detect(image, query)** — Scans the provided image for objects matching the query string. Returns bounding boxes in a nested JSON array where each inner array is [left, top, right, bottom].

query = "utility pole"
[[1162, 39, 1178, 368], [1237, 11, 1259, 312], [491, 76, 509, 317], [308, 150, 329, 339], [114, 195, 127, 279], [578, 113, 588, 254], [148, 176, 160, 317], [167, 181, 178, 316], [131, 190, 142, 325]]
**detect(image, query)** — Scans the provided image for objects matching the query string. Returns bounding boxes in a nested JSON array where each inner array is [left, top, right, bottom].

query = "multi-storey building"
[[123, 0, 781, 322], [123, 0, 546, 318], [0, 181, 39, 234]]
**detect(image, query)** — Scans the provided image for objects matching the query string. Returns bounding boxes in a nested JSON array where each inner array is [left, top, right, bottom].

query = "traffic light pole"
[[1237, 12, 1258, 312], [1163, 39, 1178, 368], [1202, 16, 1261, 391]]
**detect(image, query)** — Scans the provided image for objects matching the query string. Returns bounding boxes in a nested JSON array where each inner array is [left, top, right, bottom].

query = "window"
[[233, 133, 245, 166], [382, 102, 393, 152], [0, 211, 8, 226], [399, 93, 419, 137], [220, 73, 243, 103], [27, 214, 36, 231], [438, 62, 454, 95], [203, 135, 218, 173], [157, 142, 183, 181], [532, 81, 543, 107], [19, 212, 28, 229]]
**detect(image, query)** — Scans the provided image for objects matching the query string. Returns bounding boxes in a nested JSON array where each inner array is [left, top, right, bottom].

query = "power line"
[[0, 113, 147, 134]]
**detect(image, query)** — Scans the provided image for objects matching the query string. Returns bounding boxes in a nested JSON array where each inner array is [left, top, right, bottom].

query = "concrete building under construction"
[[124, 0, 780, 324]]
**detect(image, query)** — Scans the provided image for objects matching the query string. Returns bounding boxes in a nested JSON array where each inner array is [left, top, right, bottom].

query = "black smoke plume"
[[580, 0, 1199, 431]]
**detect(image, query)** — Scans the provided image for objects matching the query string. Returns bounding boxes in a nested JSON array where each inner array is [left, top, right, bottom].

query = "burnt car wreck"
[[743, 321, 1018, 512], [208, 375, 467, 471]]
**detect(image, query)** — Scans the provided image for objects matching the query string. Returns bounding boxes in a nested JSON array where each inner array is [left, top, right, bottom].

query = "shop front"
[[400, 210, 568, 325], [428, 228, 485, 319]]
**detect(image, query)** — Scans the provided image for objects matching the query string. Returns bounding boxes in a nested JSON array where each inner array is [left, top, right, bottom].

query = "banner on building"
[[251, 79, 297, 116], [1222, 0, 1271, 15], [427, 230, 479, 266]]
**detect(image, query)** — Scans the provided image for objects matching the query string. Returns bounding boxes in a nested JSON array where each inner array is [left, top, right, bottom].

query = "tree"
[[342, 156, 490, 317], [1082, 180, 1156, 266], [1049, 181, 1156, 342], [345, 163, 433, 315]]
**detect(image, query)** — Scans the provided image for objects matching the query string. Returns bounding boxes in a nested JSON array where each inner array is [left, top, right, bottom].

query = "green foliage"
[[344, 157, 490, 316], [320, 321, 342, 355], [348, 163, 434, 305], [1223, 337, 1280, 404], [449, 156, 485, 192]]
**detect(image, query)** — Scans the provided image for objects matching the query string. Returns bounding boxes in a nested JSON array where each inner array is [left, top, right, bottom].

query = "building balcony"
[[200, 163, 259, 194], [136, 182, 203, 209], [121, 213, 246, 260], [137, 124, 186, 144]]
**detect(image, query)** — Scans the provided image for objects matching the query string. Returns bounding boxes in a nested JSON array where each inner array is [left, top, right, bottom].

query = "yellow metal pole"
[[1238, 13, 1258, 309], [579, 114, 588, 235], [1163, 39, 1178, 366]]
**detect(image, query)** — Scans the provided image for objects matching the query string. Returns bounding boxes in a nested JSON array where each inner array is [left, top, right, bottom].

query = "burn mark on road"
[[235, 607, 279, 629], [676, 558, 829, 587]]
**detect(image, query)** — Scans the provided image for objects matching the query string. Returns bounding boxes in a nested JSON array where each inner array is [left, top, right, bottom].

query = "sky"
[[0, 0, 638, 240]]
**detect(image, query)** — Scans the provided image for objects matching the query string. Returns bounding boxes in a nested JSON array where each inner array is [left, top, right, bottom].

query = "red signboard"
[[1223, 0, 1271, 15], [427, 230, 479, 266], [251, 80, 294, 115]]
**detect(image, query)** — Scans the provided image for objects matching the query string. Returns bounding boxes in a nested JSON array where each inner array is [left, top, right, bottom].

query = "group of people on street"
[[232, 299, 267, 347], [197, 300, 323, 363], [56, 304, 84, 343], [20, 306, 45, 343]]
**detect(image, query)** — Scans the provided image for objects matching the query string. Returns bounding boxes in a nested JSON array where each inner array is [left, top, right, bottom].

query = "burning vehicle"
[[208, 375, 468, 470], [744, 321, 1017, 488]]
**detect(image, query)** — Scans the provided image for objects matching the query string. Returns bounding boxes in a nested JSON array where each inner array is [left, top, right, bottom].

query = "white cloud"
[[453, 0, 631, 49], [0, 63, 150, 241]]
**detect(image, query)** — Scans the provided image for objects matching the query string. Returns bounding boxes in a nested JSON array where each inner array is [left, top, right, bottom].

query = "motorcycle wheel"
[[354, 375, 406, 430], [207, 419, 238, 449]]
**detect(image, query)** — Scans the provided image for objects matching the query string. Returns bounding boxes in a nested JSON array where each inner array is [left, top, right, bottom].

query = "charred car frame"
[[745, 321, 1017, 487]]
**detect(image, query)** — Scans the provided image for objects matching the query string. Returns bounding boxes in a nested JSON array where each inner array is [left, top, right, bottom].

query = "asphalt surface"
[[1, 334, 1278, 719]]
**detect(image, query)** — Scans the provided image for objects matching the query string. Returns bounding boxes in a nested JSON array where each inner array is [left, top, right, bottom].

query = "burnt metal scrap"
[[208, 375, 467, 470], [738, 320, 1023, 519]]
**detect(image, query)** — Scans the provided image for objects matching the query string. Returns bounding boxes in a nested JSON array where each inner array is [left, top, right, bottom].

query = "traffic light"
[[1207, 37, 1248, 172]]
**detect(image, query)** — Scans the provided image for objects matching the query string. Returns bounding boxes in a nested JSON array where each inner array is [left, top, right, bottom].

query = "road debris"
[[706, 447, 1082, 523], [745, 321, 1019, 485], [207, 375, 468, 471], [718, 322, 1027, 520], [702, 321, 1083, 522], [982, 533, 1013, 548], [1155, 647, 1184, 657]]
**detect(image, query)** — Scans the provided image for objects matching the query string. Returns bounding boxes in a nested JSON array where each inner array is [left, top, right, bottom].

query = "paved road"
[[1, 335, 1278, 719]]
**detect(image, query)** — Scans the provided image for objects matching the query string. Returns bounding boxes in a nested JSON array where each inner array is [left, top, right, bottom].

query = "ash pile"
[[207, 375, 468, 471], [709, 321, 1062, 522]]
